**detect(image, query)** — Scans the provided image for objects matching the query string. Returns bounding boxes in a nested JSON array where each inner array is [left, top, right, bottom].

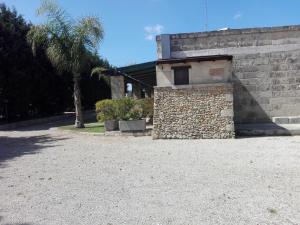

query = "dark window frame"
[[172, 65, 191, 85]]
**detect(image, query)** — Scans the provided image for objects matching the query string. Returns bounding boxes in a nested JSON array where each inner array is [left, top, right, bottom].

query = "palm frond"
[[46, 44, 70, 73], [74, 16, 104, 51], [91, 67, 106, 76], [37, 0, 73, 43], [37, 0, 59, 16], [91, 67, 110, 84], [28, 0, 105, 77]]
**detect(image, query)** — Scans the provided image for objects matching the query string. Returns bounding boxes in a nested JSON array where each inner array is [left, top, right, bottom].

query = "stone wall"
[[153, 84, 235, 139], [157, 25, 300, 123], [233, 50, 300, 123]]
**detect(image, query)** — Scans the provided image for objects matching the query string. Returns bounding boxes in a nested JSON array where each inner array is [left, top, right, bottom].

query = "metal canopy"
[[104, 61, 157, 88]]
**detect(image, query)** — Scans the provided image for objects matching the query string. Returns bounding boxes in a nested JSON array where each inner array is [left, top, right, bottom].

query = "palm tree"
[[27, 0, 104, 128]]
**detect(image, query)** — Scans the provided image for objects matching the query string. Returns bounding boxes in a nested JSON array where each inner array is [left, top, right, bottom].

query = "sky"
[[2, 0, 300, 67]]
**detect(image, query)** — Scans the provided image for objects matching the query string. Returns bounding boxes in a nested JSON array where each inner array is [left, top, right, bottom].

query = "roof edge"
[[156, 55, 233, 65], [117, 61, 156, 71], [156, 24, 300, 41]]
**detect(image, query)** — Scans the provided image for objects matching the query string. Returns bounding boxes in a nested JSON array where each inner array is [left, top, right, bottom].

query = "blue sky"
[[2, 0, 300, 66]]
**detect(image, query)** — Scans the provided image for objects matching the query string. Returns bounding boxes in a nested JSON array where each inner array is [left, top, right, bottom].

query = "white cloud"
[[145, 34, 155, 41], [144, 24, 164, 34], [144, 24, 164, 41], [233, 12, 242, 20]]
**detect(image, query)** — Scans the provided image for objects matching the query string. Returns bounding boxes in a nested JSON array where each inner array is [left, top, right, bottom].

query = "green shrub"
[[127, 104, 144, 120], [95, 99, 118, 122], [95, 97, 154, 121], [138, 98, 154, 118], [115, 97, 135, 120]]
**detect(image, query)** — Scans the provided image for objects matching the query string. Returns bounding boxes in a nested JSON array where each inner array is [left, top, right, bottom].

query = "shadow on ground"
[[0, 135, 69, 168], [7, 117, 97, 132], [14, 120, 75, 132], [0, 111, 97, 132]]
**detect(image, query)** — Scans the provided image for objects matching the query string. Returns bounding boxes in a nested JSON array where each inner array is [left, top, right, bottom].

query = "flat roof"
[[156, 24, 300, 40], [156, 55, 233, 65]]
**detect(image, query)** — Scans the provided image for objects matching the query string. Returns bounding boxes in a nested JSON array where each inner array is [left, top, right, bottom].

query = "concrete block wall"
[[157, 25, 300, 123], [233, 50, 300, 123], [153, 83, 235, 139]]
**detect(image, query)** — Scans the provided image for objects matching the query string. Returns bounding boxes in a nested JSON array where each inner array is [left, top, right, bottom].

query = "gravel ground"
[[0, 123, 300, 225]]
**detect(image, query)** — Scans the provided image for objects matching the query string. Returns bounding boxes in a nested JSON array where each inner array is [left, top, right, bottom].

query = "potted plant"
[[117, 98, 146, 132], [95, 99, 118, 131]]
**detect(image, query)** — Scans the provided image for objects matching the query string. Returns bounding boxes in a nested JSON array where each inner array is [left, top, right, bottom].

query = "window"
[[172, 66, 190, 85]]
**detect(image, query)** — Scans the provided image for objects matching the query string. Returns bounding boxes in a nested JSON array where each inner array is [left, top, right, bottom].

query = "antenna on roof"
[[205, 0, 208, 31]]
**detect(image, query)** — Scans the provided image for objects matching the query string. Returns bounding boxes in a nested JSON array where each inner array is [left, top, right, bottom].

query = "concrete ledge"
[[119, 120, 146, 132], [272, 116, 300, 124], [236, 123, 300, 136], [155, 82, 233, 90], [167, 25, 300, 39]]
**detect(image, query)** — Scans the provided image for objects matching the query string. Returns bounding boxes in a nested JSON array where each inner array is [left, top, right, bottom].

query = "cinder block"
[[258, 97, 270, 104], [289, 117, 300, 124], [272, 117, 289, 124]]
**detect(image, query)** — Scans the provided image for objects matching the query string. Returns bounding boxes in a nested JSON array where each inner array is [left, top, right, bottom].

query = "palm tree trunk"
[[73, 76, 85, 128]]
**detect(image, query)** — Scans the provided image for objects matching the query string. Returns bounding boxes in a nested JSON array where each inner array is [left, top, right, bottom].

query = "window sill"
[[170, 82, 232, 90]]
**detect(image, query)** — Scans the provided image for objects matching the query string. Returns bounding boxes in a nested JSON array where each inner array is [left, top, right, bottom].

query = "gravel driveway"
[[0, 123, 300, 225]]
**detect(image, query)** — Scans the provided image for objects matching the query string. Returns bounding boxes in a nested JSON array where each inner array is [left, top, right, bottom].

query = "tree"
[[0, 3, 71, 122], [27, 0, 104, 128]]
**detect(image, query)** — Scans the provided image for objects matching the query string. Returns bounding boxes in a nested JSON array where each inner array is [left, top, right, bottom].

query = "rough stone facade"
[[153, 84, 235, 139], [157, 25, 300, 124]]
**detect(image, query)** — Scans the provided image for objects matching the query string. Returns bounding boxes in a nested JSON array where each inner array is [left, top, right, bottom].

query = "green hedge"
[[95, 98, 154, 122]]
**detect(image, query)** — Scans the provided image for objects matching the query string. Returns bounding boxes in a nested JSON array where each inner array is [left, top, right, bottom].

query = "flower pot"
[[119, 119, 146, 132], [104, 120, 119, 131]]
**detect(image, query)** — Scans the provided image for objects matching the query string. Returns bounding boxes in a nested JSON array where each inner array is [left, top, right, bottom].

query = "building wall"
[[153, 83, 235, 139], [110, 76, 125, 99], [156, 60, 232, 87], [157, 25, 300, 123]]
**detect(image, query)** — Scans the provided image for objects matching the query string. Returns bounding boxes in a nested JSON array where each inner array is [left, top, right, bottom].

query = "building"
[[107, 61, 156, 99], [153, 25, 300, 139]]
